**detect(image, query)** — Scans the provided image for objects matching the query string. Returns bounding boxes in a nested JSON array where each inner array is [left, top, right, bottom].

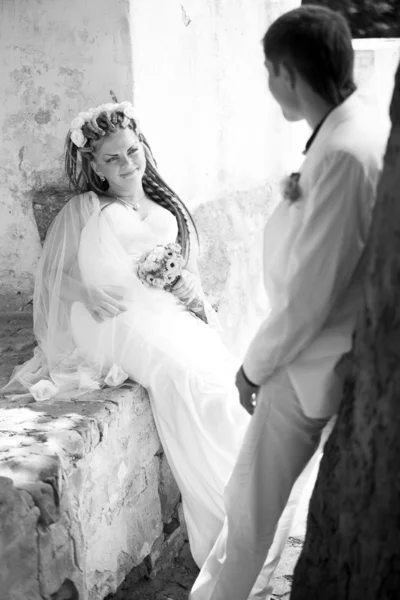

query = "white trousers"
[[189, 369, 331, 600]]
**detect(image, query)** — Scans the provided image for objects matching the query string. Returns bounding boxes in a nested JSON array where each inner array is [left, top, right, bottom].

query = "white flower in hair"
[[79, 110, 95, 121], [69, 101, 139, 148], [70, 128, 87, 148], [107, 102, 118, 111], [119, 101, 137, 120], [70, 116, 86, 130]]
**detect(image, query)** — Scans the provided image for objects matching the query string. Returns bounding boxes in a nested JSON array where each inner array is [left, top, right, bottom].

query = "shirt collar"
[[302, 92, 361, 155], [303, 107, 335, 155]]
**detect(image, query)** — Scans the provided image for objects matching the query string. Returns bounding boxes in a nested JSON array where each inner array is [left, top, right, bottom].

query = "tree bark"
[[291, 61, 400, 600]]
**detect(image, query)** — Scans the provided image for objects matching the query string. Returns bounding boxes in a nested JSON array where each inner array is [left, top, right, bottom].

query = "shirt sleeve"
[[243, 150, 377, 386]]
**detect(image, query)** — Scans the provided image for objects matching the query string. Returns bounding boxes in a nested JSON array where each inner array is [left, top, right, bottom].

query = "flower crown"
[[69, 101, 138, 148]]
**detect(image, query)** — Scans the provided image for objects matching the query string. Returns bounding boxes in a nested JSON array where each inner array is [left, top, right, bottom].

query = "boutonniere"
[[281, 172, 302, 203]]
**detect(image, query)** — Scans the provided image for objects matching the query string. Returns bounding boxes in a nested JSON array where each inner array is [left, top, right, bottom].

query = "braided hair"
[[65, 108, 197, 263]]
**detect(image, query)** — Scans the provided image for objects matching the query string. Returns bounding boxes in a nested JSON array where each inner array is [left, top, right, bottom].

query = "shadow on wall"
[[31, 181, 72, 244], [50, 578, 79, 600]]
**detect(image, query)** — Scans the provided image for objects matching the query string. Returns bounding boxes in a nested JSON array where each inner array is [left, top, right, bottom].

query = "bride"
[[5, 101, 250, 567]]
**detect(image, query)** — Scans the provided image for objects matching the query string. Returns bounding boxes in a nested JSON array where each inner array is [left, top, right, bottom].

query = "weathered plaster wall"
[[0, 0, 134, 310], [130, 0, 303, 207], [1, 2, 399, 359], [1, 1, 399, 313], [0, 0, 302, 316], [129, 0, 303, 356]]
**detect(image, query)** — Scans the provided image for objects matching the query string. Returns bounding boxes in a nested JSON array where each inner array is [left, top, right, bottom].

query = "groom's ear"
[[281, 60, 297, 90]]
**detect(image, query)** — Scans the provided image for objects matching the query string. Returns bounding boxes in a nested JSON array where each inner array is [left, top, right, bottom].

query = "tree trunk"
[[291, 61, 400, 600]]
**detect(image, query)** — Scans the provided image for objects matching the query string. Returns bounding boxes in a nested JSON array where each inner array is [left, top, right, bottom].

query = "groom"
[[190, 5, 390, 600]]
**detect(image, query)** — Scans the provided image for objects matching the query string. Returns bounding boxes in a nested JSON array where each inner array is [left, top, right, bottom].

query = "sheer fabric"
[[4, 191, 251, 566], [5, 194, 94, 398], [6, 192, 156, 399], [4, 191, 223, 400]]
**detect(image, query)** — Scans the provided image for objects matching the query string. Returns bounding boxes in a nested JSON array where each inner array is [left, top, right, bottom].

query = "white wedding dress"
[[67, 195, 251, 567]]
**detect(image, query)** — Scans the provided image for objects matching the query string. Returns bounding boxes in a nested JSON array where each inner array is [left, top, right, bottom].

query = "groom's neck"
[[300, 88, 336, 131]]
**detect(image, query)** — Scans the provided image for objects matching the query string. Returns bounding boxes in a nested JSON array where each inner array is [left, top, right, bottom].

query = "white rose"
[[102, 103, 115, 112], [70, 129, 87, 148], [167, 243, 182, 255], [152, 277, 165, 289], [151, 246, 166, 260], [78, 111, 93, 122], [70, 116, 85, 129], [143, 260, 157, 271], [121, 102, 137, 120]]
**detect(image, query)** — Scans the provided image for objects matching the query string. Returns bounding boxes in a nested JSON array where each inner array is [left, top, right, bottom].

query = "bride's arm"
[[172, 233, 205, 302], [175, 233, 222, 329], [55, 218, 126, 320]]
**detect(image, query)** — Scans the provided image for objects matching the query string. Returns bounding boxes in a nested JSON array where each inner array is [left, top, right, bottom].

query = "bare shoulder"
[[97, 194, 113, 209], [97, 196, 125, 214]]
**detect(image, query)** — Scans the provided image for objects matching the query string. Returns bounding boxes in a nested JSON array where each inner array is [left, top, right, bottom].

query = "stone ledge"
[[0, 313, 185, 600]]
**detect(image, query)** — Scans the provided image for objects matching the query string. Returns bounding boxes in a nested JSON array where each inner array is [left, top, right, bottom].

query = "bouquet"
[[137, 243, 208, 323]]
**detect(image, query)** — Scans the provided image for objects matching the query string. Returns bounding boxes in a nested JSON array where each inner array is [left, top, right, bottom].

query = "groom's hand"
[[235, 366, 260, 415]]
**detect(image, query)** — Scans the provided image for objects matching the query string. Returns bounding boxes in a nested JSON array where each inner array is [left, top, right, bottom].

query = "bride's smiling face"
[[91, 127, 146, 193]]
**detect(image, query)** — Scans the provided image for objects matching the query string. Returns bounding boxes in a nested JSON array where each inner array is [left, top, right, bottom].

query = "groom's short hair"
[[263, 5, 356, 105]]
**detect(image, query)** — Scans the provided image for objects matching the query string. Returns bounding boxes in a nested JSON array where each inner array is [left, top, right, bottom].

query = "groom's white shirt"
[[243, 93, 390, 418]]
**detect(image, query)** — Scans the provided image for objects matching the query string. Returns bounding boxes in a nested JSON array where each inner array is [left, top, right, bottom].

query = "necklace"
[[113, 195, 140, 211]]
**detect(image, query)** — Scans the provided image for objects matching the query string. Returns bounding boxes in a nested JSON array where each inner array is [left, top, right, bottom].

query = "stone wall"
[[0, 384, 184, 600]]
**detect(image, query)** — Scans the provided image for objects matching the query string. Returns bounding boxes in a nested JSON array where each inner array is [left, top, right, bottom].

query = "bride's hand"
[[82, 285, 127, 323], [171, 270, 201, 305]]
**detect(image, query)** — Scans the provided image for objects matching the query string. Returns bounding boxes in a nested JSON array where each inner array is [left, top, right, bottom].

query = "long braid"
[[142, 171, 195, 266], [140, 133, 198, 264]]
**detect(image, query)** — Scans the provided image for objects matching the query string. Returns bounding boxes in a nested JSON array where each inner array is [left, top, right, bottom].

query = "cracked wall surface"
[[0, 0, 304, 312], [0, 385, 183, 600], [0, 0, 135, 310]]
